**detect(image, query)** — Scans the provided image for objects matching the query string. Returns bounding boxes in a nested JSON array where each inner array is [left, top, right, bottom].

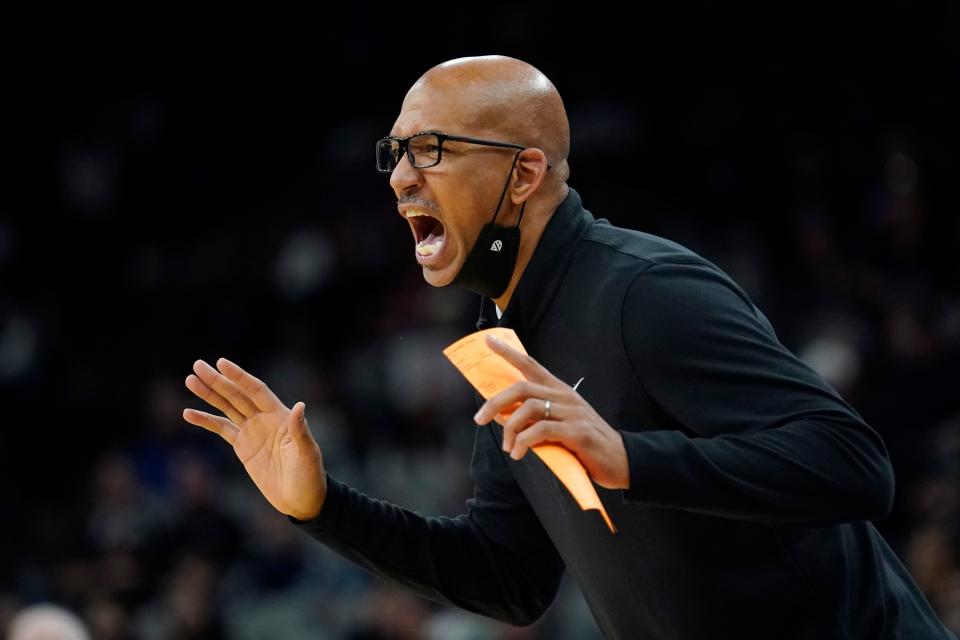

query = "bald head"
[[405, 56, 570, 186], [8, 605, 90, 640]]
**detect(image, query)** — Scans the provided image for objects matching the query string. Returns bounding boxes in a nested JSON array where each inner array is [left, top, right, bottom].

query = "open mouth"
[[406, 211, 446, 260]]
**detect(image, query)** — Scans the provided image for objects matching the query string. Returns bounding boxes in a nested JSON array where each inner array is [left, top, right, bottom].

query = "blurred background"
[[1, 3, 959, 639]]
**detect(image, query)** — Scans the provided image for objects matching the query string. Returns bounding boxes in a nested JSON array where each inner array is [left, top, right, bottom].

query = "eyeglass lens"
[[377, 134, 441, 172]]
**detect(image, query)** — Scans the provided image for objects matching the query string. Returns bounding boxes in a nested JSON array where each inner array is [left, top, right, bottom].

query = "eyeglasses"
[[375, 131, 531, 173]]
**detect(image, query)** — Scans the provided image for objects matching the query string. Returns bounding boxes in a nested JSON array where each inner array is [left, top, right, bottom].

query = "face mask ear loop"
[[489, 150, 524, 225]]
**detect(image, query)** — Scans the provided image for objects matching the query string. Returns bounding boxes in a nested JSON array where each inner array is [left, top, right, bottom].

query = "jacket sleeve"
[[618, 261, 895, 526], [290, 422, 565, 625]]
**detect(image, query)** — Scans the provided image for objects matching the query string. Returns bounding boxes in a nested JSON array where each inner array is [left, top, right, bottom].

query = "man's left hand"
[[473, 334, 630, 490]]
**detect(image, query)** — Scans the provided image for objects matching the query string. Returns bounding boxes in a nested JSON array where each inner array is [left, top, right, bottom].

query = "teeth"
[[416, 236, 443, 256], [405, 210, 431, 218]]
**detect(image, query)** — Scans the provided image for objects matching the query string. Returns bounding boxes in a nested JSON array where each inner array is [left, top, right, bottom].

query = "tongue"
[[423, 222, 444, 244]]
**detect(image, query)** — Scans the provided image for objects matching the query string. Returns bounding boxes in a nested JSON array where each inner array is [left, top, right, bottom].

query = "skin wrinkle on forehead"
[[403, 56, 570, 182]]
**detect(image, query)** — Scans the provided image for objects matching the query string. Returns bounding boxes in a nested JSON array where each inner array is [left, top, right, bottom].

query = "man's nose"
[[389, 152, 423, 195]]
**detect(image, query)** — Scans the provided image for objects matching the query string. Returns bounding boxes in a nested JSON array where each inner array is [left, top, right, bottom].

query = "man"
[[8, 604, 91, 640], [183, 56, 953, 638]]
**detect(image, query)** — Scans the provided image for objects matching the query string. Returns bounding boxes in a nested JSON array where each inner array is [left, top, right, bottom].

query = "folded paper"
[[443, 327, 616, 533]]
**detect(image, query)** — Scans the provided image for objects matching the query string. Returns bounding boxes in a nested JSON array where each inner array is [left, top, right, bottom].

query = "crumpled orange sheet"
[[443, 327, 616, 533]]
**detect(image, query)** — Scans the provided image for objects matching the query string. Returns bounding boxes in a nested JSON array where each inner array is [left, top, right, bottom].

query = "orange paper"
[[443, 328, 616, 533]]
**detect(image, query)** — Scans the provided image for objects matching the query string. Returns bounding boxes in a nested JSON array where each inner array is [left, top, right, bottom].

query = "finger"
[[474, 380, 550, 425], [485, 334, 559, 384], [185, 374, 246, 424], [510, 420, 565, 460], [502, 397, 554, 453], [288, 401, 314, 445], [193, 359, 259, 417], [183, 408, 239, 444], [215, 358, 284, 413]]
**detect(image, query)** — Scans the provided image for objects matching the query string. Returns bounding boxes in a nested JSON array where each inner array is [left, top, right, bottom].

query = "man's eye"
[[411, 145, 439, 158]]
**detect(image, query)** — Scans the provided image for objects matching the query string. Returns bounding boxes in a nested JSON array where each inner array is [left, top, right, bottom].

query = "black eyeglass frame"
[[375, 131, 552, 173]]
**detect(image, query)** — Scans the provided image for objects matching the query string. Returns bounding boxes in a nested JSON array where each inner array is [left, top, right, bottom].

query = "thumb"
[[290, 401, 311, 439]]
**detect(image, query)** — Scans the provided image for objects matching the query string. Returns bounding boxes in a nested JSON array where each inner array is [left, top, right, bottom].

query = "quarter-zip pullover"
[[293, 187, 953, 639]]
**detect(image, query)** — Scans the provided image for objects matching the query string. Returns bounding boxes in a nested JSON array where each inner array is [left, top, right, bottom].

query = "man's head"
[[8, 604, 90, 640], [385, 55, 570, 297]]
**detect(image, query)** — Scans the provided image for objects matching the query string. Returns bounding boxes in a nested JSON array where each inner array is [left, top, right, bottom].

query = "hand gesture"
[[183, 358, 327, 521], [473, 335, 630, 490]]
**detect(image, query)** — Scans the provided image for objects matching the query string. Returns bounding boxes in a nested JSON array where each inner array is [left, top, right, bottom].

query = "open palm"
[[183, 358, 326, 521]]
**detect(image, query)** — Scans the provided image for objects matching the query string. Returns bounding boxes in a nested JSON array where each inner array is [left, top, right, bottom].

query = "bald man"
[[8, 604, 90, 640], [184, 57, 954, 639]]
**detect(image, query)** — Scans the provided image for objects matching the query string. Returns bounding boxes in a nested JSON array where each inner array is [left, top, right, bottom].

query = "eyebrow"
[[386, 130, 447, 139]]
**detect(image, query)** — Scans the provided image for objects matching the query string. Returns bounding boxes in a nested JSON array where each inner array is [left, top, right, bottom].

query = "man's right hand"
[[182, 358, 327, 521]]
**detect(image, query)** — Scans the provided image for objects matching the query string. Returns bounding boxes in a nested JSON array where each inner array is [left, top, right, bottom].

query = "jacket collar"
[[476, 186, 595, 338]]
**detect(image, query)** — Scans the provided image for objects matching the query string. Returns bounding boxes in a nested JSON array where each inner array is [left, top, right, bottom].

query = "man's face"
[[388, 86, 518, 288]]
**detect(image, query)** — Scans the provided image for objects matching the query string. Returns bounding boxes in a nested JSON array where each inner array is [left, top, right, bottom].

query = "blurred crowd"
[[0, 282, 604, 639], [3, 5, 959, 639]]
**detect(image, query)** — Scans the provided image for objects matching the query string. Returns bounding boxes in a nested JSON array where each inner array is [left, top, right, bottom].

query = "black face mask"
[[451, 153, 525, 299]]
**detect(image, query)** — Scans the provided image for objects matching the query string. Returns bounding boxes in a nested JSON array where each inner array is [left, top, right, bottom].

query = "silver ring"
[[543, 399, 551, 420]]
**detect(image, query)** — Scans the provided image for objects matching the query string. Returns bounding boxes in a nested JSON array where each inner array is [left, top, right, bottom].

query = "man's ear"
[[510, 148, 550, 205]]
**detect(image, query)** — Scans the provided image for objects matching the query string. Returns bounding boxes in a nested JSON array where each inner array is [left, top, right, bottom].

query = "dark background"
[[1, 4, 958, 638]]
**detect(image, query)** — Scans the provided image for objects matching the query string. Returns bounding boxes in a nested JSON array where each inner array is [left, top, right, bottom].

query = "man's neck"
[[492, 185, 568, 311]]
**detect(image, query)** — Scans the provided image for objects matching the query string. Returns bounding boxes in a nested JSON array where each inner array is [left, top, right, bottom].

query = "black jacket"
[[294, 188, 953, 639]]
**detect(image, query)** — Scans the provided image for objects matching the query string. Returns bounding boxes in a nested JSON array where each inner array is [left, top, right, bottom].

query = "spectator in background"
[[8, 603, 90, 640]]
